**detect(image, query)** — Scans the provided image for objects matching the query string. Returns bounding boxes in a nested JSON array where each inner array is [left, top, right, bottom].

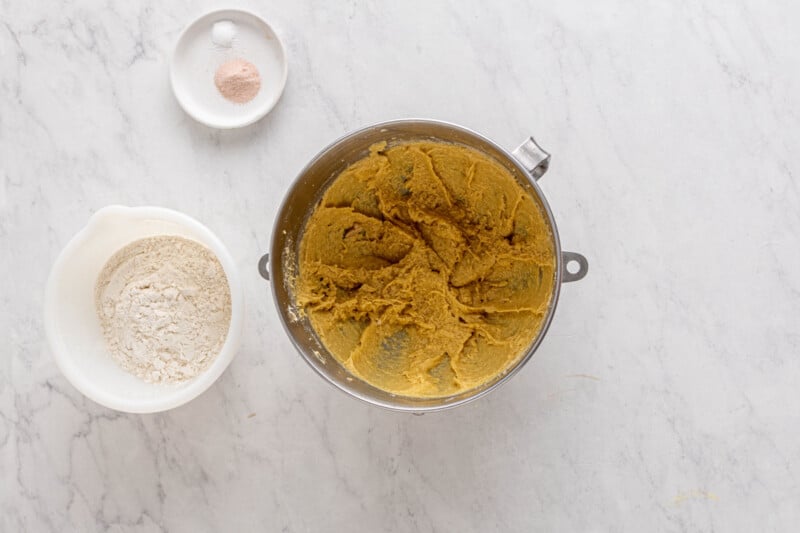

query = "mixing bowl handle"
[[561, 252, 588, 283], [512, 137, 550, 180], [258, 253, 270, 281]]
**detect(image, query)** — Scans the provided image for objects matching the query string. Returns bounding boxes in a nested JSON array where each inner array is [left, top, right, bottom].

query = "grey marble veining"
[[2, 0, 800, 531]]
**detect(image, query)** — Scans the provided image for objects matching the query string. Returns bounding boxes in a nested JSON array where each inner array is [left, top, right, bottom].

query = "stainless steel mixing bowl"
[[258, 119, 588, 412]]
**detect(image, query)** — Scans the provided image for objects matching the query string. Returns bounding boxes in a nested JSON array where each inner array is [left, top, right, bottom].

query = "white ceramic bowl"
[[170, 8, 288, 129], [44, 206, 244, 413]]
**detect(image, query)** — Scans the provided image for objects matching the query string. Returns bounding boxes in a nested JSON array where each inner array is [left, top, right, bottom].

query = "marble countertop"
[[3, 0, 799, 531]]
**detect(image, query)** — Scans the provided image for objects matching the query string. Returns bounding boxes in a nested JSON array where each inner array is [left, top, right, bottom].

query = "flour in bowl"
[[95, 236, 232, 383]]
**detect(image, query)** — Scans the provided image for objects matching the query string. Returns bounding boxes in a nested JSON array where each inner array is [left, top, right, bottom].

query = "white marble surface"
[[2, 0, 799, 531]]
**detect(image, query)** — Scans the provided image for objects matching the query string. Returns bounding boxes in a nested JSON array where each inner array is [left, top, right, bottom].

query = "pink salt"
[[214, 58, 261, 104]]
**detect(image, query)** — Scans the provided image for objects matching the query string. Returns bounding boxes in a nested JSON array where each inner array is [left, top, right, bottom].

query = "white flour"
[[95, 236, 232, 383]]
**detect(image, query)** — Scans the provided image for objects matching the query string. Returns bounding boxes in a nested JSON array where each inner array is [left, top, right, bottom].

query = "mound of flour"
[[95, 236, 232, 383]]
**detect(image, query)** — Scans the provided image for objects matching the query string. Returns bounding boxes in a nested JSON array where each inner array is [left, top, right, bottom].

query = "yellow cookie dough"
[[296, 141, 556, 397]]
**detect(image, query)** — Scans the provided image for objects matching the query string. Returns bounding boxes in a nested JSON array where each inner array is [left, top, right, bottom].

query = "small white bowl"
[[44, 206, 244, 413], [170, 8, 288, 129]]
